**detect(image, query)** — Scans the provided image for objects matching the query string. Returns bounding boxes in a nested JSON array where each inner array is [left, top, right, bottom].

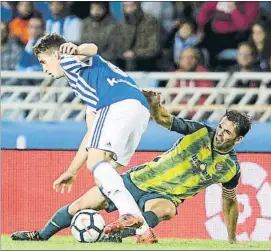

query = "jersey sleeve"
[[60, 55, 98, 111], [170, 116, 207, 135], [60, 55, 93, 74], [222, 172, 241, 189]]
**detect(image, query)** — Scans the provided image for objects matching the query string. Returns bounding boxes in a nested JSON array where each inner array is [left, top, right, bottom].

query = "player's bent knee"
[[145, 199, 176, 221], [86, 149, 114, 171], [162, 204, 176, 220], [68, 200, 82, 215]]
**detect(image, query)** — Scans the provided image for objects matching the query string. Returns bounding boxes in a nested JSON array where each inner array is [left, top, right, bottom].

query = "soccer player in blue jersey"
[[31, 33, 151, 235]]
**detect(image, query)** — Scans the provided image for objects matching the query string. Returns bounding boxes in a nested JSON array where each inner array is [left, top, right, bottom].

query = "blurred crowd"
[[2, 1, 271, 75], [1, 1, 271, 120]]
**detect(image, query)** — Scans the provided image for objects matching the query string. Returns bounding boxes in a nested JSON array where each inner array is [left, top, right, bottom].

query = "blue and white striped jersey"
[[60, 54, 149, 112]]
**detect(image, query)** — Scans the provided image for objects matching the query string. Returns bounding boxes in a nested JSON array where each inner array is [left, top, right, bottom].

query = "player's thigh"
[[86, 106, 113, 169], [144, 198, 177, 221], [100, 100, 149, 166], [86, 148, 115, 171], [86, 100, 149, 167], [118, 100, 150, 166], [68, 186, 109, 215]]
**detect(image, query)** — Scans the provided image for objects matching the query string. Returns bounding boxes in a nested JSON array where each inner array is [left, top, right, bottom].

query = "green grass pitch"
[[1, 235, 271, 250]]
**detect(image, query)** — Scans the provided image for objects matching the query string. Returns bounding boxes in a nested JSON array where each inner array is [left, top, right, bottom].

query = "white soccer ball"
[[71, 209, 105, 243]]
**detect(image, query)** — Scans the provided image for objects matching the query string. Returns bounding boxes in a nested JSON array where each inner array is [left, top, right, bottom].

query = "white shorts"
[[87, 99, 150, 166]]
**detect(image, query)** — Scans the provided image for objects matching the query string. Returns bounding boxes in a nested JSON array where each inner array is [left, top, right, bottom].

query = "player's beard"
[[214, 138, 235, 153]]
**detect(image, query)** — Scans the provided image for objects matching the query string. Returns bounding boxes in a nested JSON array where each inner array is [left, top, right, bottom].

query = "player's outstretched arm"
[[66, 110, 96, 175], [53, 110, 96, 193], [143, 90, 205, 135], [222, 187, 238, 244], [143, 90, 173, 129]]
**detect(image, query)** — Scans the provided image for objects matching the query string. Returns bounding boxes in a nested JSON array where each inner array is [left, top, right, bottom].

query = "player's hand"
[[53, 171, 76, 194], [142, 90, 161, 107], [59, 42, 78, 55]]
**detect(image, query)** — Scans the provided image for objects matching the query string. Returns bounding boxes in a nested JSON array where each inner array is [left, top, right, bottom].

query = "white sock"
[[136, 223, 150, 235], [93, 161, 148, 223]]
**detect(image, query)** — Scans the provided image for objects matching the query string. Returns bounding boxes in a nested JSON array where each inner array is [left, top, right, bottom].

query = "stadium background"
[[1, 1, 271, 242]]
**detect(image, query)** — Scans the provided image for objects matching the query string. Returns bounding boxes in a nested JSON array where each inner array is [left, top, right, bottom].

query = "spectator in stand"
[[249, 22, 271, 72], [173, 2, 203, 22], [1, 21, 23, 88], [17, 14, 44, 72], [1, 21, 23, 72], [196, 1, 259, 68], [228, 42, 261, 104], [173, 19, 199, 66], [46, 2, 82, 44], [9, 2, 39, 44], [171, 48, 214, 119], [81, 2, 117, 62], [175, 48, 213, 87], [141, 2, 174, 36], [228, 42, 261, 75], [115, 2, 161, 71]]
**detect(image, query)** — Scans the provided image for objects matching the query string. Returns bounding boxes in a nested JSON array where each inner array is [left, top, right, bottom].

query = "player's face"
[[214, 117, 243, 152], [38, 51, 64, 79]]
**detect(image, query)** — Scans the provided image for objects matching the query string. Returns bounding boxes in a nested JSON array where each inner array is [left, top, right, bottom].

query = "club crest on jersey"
[[215, 162, 223, 171], [200, 163, 207, 171]]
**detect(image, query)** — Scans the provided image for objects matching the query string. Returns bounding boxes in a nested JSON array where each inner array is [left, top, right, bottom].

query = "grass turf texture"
[[1, 235, 271, 250]]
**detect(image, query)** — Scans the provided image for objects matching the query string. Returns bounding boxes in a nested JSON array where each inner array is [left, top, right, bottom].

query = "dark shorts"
[[100, 173, 179, 213]]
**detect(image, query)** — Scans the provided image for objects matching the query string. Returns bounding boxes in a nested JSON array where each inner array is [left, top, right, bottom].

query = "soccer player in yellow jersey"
[[11, 91, 252, 244]]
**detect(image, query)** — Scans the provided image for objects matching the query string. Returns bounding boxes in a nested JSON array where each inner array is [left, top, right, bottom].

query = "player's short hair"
[[223, 109, 252, 137], [32, 32, 66, 56]]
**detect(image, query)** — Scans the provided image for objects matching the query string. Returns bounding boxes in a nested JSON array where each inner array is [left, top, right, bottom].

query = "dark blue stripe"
[[64, 65, 81, 72], [66, 76, 76, 85], [77, 79, 96, 96], [90, 107, 106, 148], [75, 86, 98, 103], [94, 106, 109, 148], [93, 107, 108, 148], [61, 60, 78, 66], [89, 108, 104, 147], [81, 100, 96, 109], [65, 69, 78, 79]]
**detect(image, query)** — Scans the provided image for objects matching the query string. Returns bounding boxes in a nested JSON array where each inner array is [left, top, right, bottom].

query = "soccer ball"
[[71, 209, 105, 243]]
